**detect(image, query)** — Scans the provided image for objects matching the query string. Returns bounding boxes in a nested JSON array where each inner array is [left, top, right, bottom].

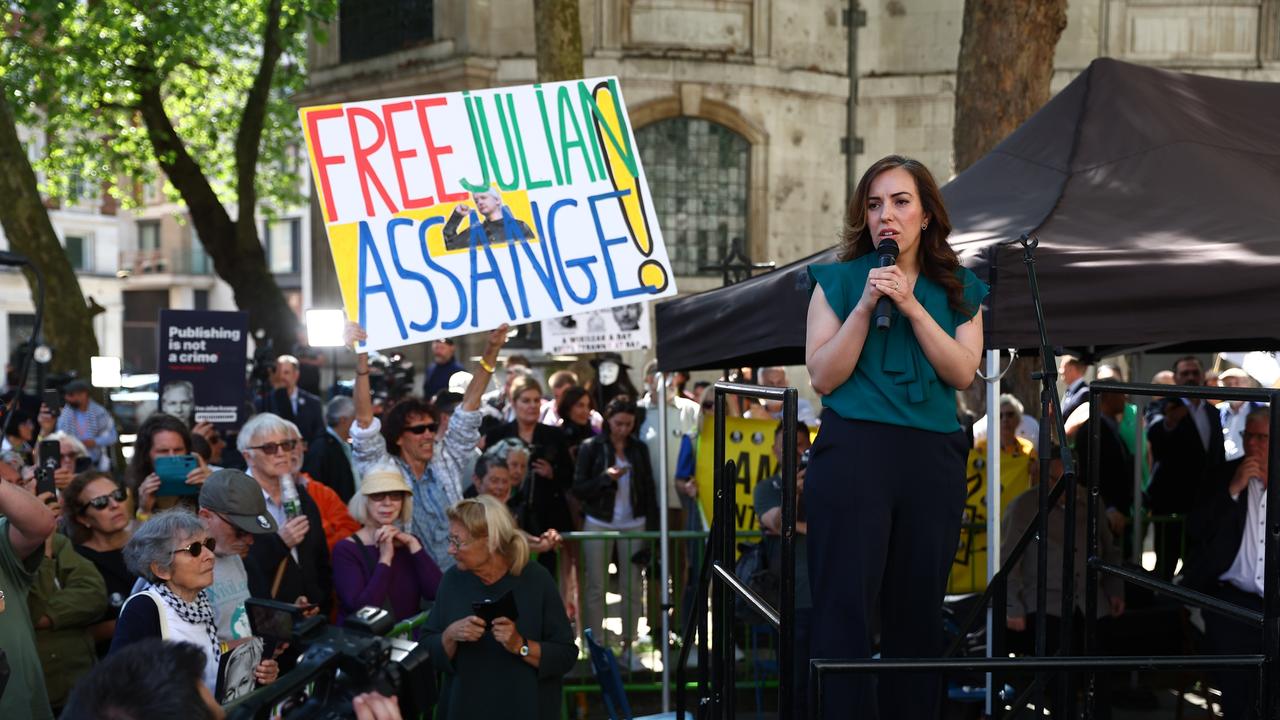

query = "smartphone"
[[154, 454, 200, 496], [36, 439, 60, 496], [471, 590, 519, 627], [42, 388, 62, 417]]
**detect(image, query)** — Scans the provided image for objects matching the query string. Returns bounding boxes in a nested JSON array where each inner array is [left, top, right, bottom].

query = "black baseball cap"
[[198, 469, 278, 534]]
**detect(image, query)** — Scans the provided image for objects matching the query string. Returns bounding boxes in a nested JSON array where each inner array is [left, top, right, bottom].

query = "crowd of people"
[[0, 315, 759, 719]]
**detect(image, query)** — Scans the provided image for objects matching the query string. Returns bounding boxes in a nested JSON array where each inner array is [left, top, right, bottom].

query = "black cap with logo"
[[198, 469, 278, 534]]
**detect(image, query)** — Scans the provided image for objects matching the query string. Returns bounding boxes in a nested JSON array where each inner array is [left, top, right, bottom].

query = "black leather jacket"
[[573, 434, 659, 529]]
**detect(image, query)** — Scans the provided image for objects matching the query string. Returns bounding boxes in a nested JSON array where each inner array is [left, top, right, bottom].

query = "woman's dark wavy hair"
[[556, 385, 592, 426], [381, 397, 439, 457], [602, 395, 637, 421], [840, 154, 971, 314], [125, 413, 192, 492]]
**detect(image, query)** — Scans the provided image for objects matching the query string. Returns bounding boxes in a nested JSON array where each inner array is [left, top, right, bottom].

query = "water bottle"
[[280, 474, 302, 519]]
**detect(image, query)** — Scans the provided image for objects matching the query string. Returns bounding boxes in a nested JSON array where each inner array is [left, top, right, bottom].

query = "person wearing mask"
[[113, 509, 278, 700], [238, 413, 332, 615], [332, 467, 442, 624], [345, 322, 509, 570], [126, 414, 213, 518], [573, 397, 659, 665], [197, 468, 281, 702], [55, 379, 117, 469], [423, 496, 576, 719], [64, 472, 138, 656], [303, 396, 360, 502]]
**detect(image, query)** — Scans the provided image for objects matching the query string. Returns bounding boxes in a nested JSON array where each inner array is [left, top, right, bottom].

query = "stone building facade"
[[298, 0, 1280, 365]]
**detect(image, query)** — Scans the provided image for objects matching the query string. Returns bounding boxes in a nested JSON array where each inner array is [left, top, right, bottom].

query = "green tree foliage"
[[3, 0, 337, 352]]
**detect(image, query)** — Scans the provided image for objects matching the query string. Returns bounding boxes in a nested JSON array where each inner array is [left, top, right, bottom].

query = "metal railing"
[[692, 381, 799, 720], [809, 380, 1278, 719]]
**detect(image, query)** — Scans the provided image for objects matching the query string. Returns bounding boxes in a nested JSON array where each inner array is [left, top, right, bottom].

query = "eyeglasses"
[[80, 488, 128, 514], [446, 534, 482, 551], [171, 538, 216, 557], [405, 423, 439, 435], [249, 439, 299, 455], [368, 491, 404, 503], [60, 452, 81, 461], [210, 512, 250, 539]]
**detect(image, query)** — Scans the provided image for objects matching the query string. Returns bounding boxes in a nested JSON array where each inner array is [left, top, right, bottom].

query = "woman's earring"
[[922, 223, 928, 230]]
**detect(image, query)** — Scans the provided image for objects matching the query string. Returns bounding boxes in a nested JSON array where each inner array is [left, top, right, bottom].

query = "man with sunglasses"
[[345, 321, 510, 570]]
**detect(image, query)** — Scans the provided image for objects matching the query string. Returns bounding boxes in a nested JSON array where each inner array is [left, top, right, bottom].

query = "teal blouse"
[[809, 255, 988, 433]]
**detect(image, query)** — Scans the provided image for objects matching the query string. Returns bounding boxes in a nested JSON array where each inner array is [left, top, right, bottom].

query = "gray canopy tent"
[[655, 57, 1280, 369]]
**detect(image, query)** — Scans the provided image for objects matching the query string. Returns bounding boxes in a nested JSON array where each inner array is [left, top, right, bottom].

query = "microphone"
[[0, 251, 30, 266], [873, 238, 899, 331]]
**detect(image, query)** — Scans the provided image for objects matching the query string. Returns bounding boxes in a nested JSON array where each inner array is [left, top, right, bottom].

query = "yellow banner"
[[693, 416, 780, 532], [949, 441, 1036, 593]]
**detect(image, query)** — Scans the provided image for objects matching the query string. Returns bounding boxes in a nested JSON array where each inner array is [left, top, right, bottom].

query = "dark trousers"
[[1204, 583, 1265, 720], [807, 414, 968, 719], [1152, 519, 1184, 582]]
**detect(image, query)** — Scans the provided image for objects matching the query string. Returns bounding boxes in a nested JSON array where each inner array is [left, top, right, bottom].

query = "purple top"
[[331, 536, 443, 623]]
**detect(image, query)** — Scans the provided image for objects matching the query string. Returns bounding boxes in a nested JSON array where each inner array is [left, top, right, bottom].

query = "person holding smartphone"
[[125, 414, 212, 519], [572, 396, 659, 668], [422, 496, 575, 719]]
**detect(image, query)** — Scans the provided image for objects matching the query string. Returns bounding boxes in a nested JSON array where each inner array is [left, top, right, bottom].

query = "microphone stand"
[[1009, 233, 1078, 717], [1, 261, 45, 441]]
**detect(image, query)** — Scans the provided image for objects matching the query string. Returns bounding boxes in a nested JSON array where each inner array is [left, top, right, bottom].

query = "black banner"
[[157, 310, 248, 431]]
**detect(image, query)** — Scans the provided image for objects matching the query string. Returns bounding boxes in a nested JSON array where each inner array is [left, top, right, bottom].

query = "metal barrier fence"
[[552, 528, 776, 718], [813, 380, 1278, 720]]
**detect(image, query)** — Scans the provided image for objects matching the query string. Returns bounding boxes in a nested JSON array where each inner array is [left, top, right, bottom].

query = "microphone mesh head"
[[877, 238, 899, 259]]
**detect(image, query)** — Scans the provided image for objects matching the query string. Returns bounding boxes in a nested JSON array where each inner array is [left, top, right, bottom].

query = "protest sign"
[[694, 415, 779, 533], [540, 302, 650, 355], [299, 77, 677, 352], [947, 441, 1035, 593], [158, 310, 249, 430]]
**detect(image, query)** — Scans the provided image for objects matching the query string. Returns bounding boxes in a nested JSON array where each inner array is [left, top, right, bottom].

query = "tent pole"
[[1129, 354, 1144, 567], [657, 371, 671, 712], [986, 348, 1002, 715]]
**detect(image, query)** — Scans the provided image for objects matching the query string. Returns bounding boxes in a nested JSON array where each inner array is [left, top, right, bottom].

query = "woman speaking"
[[805, 155, 987, 718]]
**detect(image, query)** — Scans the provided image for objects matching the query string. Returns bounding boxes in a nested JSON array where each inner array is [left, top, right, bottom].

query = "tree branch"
[[234, 0, 285, 229]]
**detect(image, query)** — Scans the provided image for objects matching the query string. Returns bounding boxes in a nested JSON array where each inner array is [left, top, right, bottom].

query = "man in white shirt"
[[638, 360, 701, 518], [1184, 408, 1269, 720]]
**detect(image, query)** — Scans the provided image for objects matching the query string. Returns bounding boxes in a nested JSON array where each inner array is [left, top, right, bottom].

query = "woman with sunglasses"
[[65, 471, 138, 656], [344, 321, 510, 571], [238, 412, 332, 616], [112, 508, 279, 697], [333, 466, 442, 624]]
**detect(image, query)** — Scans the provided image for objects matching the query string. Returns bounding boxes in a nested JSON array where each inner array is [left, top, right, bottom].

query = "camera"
[[225, 600, 435, 720], [367, 351, 416, 406]]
